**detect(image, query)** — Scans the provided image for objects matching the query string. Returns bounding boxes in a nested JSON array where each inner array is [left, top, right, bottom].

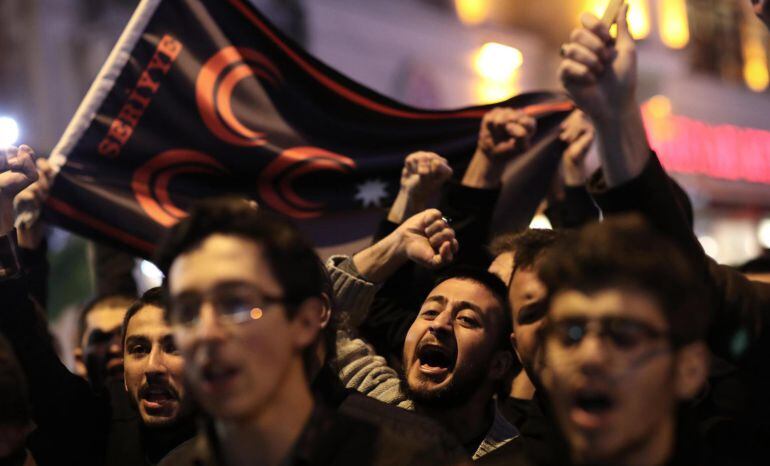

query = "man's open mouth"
[[200, 363, 240, 394], [416, 343, 455, 377], [570, 389, 616, 429], [140, 385, 178, 412]]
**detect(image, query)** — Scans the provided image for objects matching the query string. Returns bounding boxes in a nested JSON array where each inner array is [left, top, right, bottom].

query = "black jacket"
[[587, 153, 770, 463], [0, 277, 193, 466]]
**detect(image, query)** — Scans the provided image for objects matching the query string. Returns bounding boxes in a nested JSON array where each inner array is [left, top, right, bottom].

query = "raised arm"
[[0, 145, 106, 466], [558, 6, 770, 370]]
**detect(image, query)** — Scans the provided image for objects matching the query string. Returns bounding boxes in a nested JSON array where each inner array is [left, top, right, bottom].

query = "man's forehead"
[[125, 305, 171, 338], [550, 288, 667, 326], [169, 234, 281, 296], [86, 305, 128, 330], [427, 278, 501, 311]]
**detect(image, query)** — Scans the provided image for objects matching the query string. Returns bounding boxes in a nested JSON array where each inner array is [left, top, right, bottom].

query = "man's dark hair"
[[154, 197, 336, 359], [121, 287, 168, 347], [434, 266, 512, 351], [490, 229, 571, 284], [538, 214, 709, 347], [77, 293, 137, 344]]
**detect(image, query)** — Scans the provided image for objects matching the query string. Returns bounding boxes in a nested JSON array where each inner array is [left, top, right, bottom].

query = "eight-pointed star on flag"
[[354, 179, 389, 208]]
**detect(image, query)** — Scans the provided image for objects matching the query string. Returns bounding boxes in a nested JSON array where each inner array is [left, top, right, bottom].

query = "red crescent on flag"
[[132, 149, 229, 227], [258, 147, 356, 218], [196, 46, 283, 147]]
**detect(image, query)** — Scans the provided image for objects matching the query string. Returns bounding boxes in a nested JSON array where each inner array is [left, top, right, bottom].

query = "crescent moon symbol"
[[258, 147, 356, 218], [133, 150, 228, 227], [196, 46, 283, 147]]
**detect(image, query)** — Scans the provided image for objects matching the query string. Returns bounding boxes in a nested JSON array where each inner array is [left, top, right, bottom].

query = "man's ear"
[[291, 297, 325, 349], [73, 347, 88, 378], [318, 292, 332, 329], [674, 341, 709, 400]]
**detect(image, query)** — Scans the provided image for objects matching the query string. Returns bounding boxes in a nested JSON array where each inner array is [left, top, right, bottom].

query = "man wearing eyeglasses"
[[534, 215, 710, 466], [154, 198, 464, 466]]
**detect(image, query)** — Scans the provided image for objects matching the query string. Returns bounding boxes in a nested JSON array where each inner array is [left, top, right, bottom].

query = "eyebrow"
[[423, 296, 448, 307], [125, 335, 149, 347], [424, 296, 484, 315], [454, 300, 483, 315]]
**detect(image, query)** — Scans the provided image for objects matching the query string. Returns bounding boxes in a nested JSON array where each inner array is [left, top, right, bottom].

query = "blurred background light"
[[473, 42, 523, 104], [529, 214, 553, 230], [140, 260, 164, 281], [583, 0, 650, 40], [659, 0, 690, 49], [0, 116, 20, 147], [743, 34, 769, 92], [454, 0, 489, 26], [474, 42, 523, 82], [646, 94, 673, 119], [698, 235, 721, 260], [757, 218, 770, 249]]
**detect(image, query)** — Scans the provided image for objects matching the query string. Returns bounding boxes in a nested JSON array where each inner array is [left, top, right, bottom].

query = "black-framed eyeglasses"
[[169, 283, 285, 329], [543, 316, 670, 351]]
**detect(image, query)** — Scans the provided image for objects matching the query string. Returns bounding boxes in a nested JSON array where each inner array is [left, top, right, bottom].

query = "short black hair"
[[538, 214, 709, 347], [154, 197, 335, 359], [77, 293, 137, 344], [490, 229, 571, 282], [433, 266, 513, 351], [121, 287, 168, 347]]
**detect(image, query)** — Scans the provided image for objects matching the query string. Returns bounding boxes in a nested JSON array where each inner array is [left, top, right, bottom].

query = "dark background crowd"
[[2, 1, 770, 466]]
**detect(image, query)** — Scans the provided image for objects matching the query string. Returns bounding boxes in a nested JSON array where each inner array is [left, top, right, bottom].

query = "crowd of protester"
[[1, 2, 770, 465]]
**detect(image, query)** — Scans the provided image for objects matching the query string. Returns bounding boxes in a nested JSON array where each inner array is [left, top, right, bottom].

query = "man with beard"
[[0, 145, 194, 466], [73, 294, 136, 391], [154, 201, 463, 466], [328, 209, 518, 460]]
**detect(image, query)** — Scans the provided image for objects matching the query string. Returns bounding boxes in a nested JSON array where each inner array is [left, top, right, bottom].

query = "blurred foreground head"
[[156, 197, 330, 421], [537, 215, 709, 466]]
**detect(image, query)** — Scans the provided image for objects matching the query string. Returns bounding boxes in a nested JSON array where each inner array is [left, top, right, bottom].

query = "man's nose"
[[576, 333, 611, 376], [145, 345, 169, 376], [428, 310, 454, 335], [194, 302, 227, 343]]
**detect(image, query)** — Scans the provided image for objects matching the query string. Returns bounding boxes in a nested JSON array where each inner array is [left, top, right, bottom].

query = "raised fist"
[[477, 107, 537, 161], [0, 145, 39, 235], [400, 151, 453, 203]]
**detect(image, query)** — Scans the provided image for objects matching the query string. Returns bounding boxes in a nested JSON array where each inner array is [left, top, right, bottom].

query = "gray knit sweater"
[[326, 255, 518, 460]]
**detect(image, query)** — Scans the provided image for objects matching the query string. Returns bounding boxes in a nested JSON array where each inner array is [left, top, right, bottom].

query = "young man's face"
[[541, 288, 705, 465], [123, 305, 186, 427], [77, 304, 128, 386], [169, 234, 318, 422], [402, 278, 509, 407], [752, 0, 770, 27], [508, 266, 548, 377]]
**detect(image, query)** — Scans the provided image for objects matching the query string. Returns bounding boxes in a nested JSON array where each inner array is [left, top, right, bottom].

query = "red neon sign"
[[642, 104, 770, 184]]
